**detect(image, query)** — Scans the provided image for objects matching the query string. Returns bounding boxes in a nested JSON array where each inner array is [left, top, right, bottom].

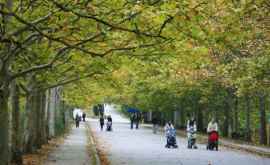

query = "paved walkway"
[[44, 122, 91, 165], [90, 105, 270, 165]]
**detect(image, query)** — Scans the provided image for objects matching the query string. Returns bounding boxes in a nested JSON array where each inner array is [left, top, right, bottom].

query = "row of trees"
[[0, 0, 177, 164]]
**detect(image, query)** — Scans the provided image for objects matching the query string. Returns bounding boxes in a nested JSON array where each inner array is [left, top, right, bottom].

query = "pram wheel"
[[188, 138, 196, 149], [166, 136, 177, 149]]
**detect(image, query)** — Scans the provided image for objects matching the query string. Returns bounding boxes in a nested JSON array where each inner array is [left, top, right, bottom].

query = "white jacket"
[[207, 122, 218, 133], [186, 121, 197, 138]]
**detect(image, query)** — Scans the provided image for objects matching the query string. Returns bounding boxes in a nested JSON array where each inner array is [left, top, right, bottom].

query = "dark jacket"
[[152, 118, 158, 125], [134, 113, 141, 122], [100, 117, 104, 124], [107, 117, 112, 122]]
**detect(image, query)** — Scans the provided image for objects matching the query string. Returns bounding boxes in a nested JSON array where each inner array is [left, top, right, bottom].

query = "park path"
[[44, 122, 91, 165], [89, 105, 270, 165]]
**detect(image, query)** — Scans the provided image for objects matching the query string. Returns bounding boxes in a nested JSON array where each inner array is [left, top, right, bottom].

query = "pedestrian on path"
[[82, 112, 86, 122], [152, 116, 159, 134], [75, 113, 80, 128], [130, 113, 135, 129], [134, 112, 141, 129], [100, 115, 105, 131], [107, 115, 113, 131]]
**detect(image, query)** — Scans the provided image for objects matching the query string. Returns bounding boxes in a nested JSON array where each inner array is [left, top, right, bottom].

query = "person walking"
[[130, 113, 135, 129], [100, 116, 105, 131], [152, 116, 159, 134], [135, 112, 141, 129], [106, 115, 113, 131], [82, 112, 86, 122], [75, 113, 80, 128]]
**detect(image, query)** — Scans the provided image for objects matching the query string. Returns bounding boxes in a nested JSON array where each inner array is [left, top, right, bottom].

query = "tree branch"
[[41, 71, 104, 91], [49, 0, 167, 39]]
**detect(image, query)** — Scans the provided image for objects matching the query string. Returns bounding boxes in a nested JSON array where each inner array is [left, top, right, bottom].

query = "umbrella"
[[127, 108, 140, 113]]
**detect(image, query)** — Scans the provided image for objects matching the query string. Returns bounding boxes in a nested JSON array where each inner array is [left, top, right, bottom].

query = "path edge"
[[86, 122, 101, 165]]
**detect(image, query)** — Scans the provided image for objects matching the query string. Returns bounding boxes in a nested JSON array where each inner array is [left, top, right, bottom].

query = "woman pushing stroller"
[[106, 115, 113, 131], [164, 122, 178, 148], [207, 118, 219, 151], [186, 117, 198, 149]]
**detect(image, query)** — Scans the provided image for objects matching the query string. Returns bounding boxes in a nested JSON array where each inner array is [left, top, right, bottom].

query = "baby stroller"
[[166, 136, 178, 148], [187, 127, 197, 149], [207, 131, 218, 151], [106, 121, 112, 131], [165, 128, 178, 148]]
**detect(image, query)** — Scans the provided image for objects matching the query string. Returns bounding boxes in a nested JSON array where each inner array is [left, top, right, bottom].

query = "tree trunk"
[[0, 85, 10, 165], [258, 93, 267, 145], [24, 92, 34, 152], [233, 97, 239, 132], [197, 106, 204, 132], [1, 1, 15, 163], [245, 95, 251, 142], [40, 92, 48, 144], [45, 90, 50, 140], [179, 104, 185, 128], [11, 81, 23, 164], [0, 64, 11, 164], [24, 87, 39, 153], [223, 103, 229, 137], [35, 91, 43, 148], [48, 88, 56, 137]]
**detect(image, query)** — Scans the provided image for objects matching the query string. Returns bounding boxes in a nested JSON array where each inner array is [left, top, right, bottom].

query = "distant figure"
[[106, 115, 113, 131], [82, 112, 86, 122], [100, 116, 105, 131], [75, 113, 80, 128], [152, 116, 159, 134], [130, 113, 135, 129], [134, 112, 141, 129]]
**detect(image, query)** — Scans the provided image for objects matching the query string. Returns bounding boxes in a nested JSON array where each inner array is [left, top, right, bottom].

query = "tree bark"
[[24, 84, 40, 153], [258, 93, 267, 145], [179, 104, 185, 128], [48, 88, 56, 137], [233, 97, 239, 132], [0, 0, 13, 163], [45, 90, 50, 140], [24, 91, 35, 152], [35, 91, 43, 148], [11, 81, 23, 164], [223, 102, 229, 137], [40, 92, 48, 144], [197, 106, 204, 132], [0, 84, 10, 165], [0, 68, 11, 165]]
